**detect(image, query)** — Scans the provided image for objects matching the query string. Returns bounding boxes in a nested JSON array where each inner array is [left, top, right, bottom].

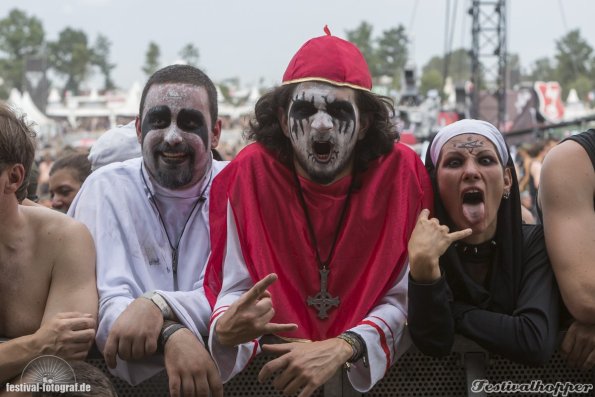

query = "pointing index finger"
[[242, 273, 278, 304]]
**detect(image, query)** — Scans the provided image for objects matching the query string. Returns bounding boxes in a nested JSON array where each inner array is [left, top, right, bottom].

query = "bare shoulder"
[[540, 139, 595, 209], [20, 205, 93, 248], [543, 139, 592, 173]]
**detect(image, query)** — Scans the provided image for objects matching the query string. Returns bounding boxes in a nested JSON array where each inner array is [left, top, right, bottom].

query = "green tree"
[[376, 25, 408, 88], [529, 57, 556, 82], [92, 34, 115, 91], [566, 74, 593, 100], [420, 68, 443, 95], [142, 41, 161, 77], [48, 28, 94, 95], [421, 48, 472, 89], [554, 29, 593, 94], [0, 9, 45, 95], [179, 43, 199, 67], [345, 21, 379, 76]]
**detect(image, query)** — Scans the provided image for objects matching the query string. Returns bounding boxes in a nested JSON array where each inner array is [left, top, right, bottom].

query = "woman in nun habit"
[[407, 119, 560, 365]]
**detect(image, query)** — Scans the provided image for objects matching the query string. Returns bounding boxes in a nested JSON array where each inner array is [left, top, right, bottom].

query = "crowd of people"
[[1, 28, 594, 397]]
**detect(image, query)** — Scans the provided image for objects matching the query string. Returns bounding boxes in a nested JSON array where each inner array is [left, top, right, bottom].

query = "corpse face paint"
[[286, 82, 361, 185], [140, 83, 212, 189], [436, 133, 511, 243]]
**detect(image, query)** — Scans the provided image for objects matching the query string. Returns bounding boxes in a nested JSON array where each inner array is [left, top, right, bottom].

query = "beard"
[[293, 149, 354, 185], [151, 143, 196, 189], [155, 162, 194, 189]]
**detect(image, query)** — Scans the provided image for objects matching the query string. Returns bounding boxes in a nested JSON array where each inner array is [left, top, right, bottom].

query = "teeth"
[[162, 152, 185, 158]]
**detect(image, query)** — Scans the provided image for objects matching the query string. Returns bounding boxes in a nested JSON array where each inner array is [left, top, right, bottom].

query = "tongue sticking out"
[[462, 202, 485, 224]]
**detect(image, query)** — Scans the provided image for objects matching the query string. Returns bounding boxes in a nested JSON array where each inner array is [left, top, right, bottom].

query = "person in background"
[[49, 153, 91, 213], [87, 121, 141, 172]]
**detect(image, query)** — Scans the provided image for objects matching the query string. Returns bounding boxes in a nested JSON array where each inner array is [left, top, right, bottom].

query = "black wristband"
[[159, 321, 186, 351]]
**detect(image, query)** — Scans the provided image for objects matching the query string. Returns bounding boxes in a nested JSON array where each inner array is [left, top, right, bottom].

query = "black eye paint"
[[177, 109, 208, 147], [141, 106, 172, 138], [289, 94, 317, 138], [323, 97, 356, 135]]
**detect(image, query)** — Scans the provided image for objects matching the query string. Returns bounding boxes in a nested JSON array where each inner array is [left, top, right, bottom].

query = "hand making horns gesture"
[[408, 209, 472, 283], [215, 273, 298, 347]]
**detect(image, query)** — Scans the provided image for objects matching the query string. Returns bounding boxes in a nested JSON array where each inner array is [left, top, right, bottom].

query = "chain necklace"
[[140, 164, 212, 290], [292, 166, 355, 319]]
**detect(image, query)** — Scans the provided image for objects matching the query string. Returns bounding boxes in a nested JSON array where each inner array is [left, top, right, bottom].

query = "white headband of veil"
[[430, 119, 508, 165]]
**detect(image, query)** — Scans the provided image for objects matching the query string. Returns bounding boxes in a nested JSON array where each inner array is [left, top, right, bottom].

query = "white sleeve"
[[69, 177, 163, 385], [208, 201, 261, 383], [156, 271, 212, 339], [345, 262, 411, 392]]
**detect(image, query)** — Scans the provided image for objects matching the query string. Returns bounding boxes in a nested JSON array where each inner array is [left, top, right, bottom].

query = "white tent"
[[7, 89, 59, 140]]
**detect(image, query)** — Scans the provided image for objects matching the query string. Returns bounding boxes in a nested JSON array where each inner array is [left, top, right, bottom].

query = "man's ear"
[[278, 108, 290, 138], [3, 164, 25, 194], [135, 115, 143, 144], [211, 118, 222, 149]]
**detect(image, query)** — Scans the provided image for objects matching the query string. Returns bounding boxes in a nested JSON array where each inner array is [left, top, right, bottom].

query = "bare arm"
[[42, 220, 98, 324], [0, 220, 97, 382], [540, 141, 595, 322]]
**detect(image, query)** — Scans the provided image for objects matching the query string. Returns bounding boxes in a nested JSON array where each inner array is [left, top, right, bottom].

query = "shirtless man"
[[539, 129, 595, 368], [0, 104, 97, 384]]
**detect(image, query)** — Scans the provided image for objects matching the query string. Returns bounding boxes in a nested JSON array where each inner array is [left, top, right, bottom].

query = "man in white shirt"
[[69, 64, 225, 397]]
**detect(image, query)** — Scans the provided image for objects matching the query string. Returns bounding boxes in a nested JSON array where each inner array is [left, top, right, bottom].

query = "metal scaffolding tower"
[[469, 0, 507, 128]]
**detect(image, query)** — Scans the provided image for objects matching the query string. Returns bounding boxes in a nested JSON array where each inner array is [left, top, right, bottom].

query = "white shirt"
[[69, 157, 227, 385]]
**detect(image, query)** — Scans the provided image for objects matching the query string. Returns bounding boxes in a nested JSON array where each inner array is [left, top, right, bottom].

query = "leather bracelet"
[[160, 322, 187, 350], [337, 331, 367, 364]]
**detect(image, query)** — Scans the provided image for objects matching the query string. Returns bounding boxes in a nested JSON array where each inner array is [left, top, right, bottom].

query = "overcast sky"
[[1, 0, 594, 90]]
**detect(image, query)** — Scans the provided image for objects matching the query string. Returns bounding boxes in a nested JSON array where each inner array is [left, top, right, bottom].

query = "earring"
[[503, 191, 510, 200]]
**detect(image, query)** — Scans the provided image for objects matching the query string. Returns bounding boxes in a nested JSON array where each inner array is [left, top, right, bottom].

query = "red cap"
[[282, 26, 372, 91]]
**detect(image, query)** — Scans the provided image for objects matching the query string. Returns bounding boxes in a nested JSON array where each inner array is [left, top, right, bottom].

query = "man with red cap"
[[204, 28, 432, 395]]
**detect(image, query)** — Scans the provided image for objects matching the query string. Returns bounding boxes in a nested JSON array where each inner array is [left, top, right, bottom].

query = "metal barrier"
[[84, 336, 595, 397]]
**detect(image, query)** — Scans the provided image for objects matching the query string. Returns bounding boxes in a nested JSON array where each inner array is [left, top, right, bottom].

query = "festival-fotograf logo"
[[3, 355, 91, 394], [21, 355, 76, 385]]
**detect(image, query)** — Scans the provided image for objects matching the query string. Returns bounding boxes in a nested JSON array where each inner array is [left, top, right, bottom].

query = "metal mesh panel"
[[86, 358, 169, 397], [368, 351, 467, 397], [85, 346, 595, 396], [484, 351, 594, 396], [223, 354, 323, 397]]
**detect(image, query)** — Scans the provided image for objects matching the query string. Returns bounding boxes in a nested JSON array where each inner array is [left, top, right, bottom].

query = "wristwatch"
[[141, 291, 174, 320]]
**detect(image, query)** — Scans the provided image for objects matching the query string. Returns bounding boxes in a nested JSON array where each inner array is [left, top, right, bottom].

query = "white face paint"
[[140, 83, 213, 189], [285, 82, 362, 184]]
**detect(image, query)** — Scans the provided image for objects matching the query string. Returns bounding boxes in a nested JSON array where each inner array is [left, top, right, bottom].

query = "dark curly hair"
[[247, 82, 398, 173]]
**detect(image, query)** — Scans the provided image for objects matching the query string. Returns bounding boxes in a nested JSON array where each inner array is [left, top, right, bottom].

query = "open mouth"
[[160, 151, 189, 164], [461, 189, 485, 224], [312, 141, 332, 162], [462, 190, 484, 204]]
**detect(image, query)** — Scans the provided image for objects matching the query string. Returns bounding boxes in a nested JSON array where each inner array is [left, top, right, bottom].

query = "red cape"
[[205, 143, 433, 340]]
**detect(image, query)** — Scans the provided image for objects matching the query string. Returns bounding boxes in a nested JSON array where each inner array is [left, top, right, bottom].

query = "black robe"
[[408, 138, 560, 366]]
